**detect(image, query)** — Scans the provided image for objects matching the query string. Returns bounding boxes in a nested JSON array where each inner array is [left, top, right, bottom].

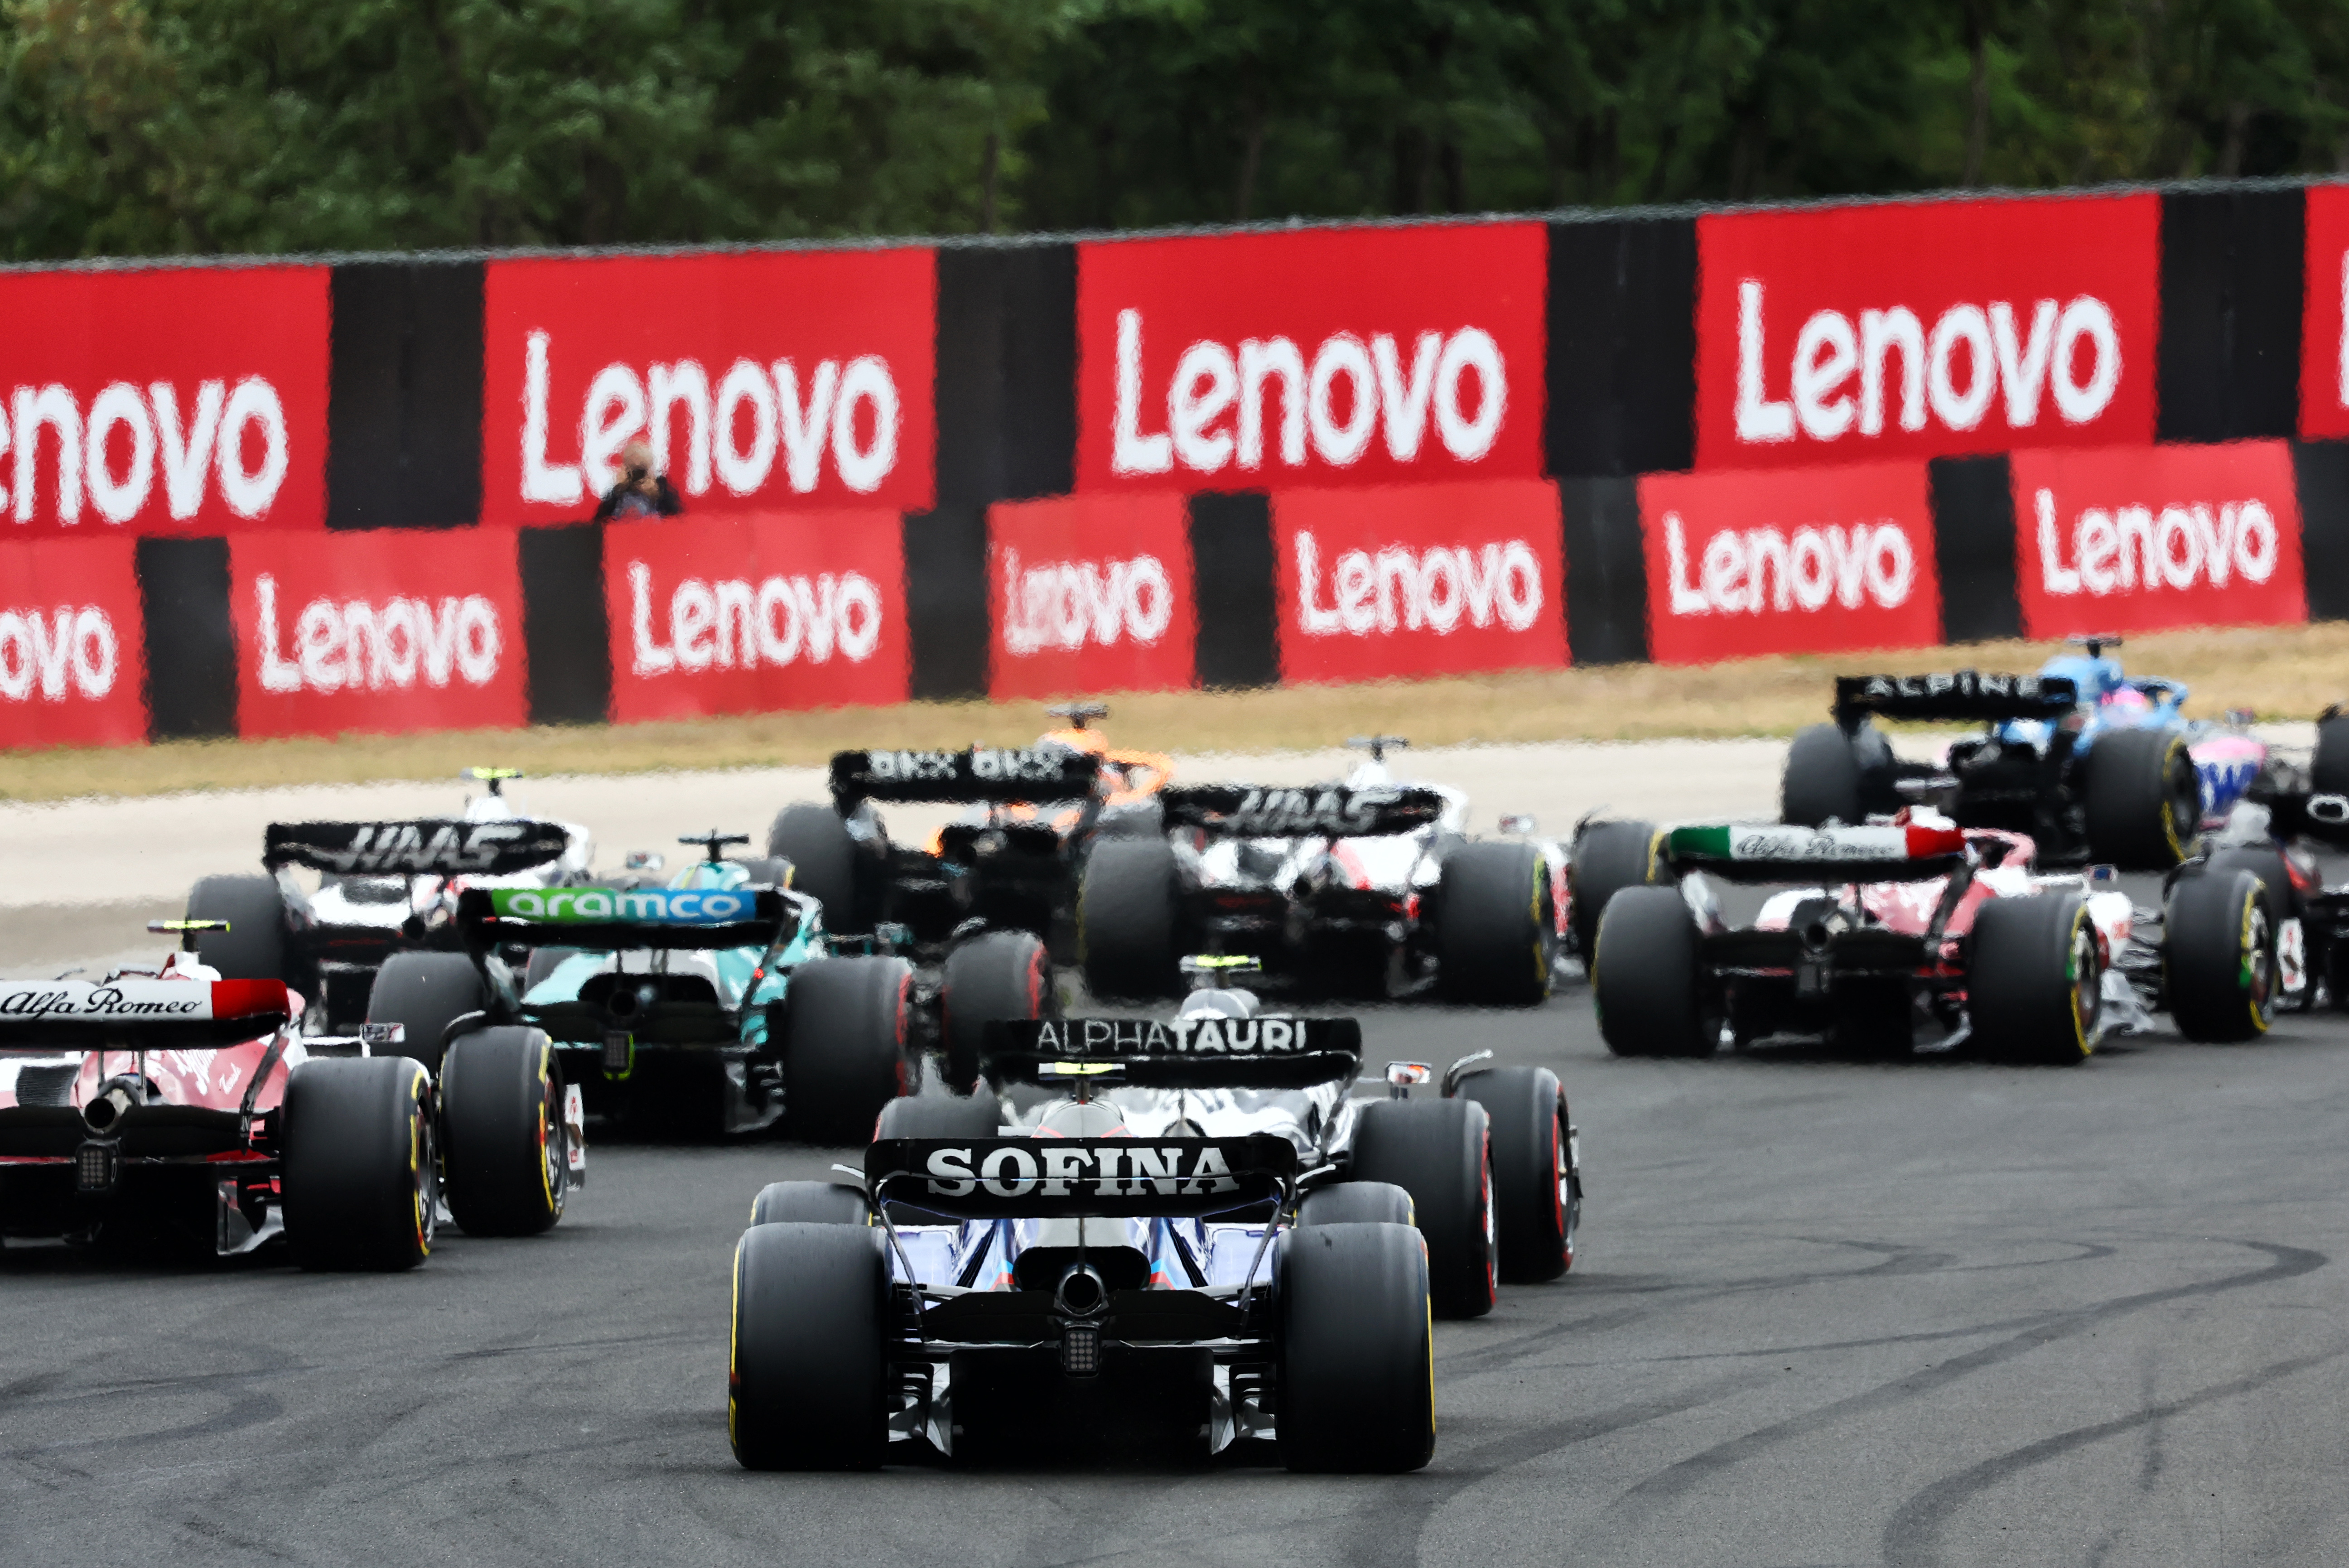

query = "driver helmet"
[[1035, 1098, 1129, 1137], [1176, 987, 1263, 1020]]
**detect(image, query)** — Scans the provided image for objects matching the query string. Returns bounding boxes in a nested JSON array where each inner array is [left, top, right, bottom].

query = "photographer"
[[593, 440, 683, 521]]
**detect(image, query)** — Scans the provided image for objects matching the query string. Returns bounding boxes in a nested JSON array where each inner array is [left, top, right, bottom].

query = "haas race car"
[[726, 968, 1577, 1471], [183, 769, 593, 1029], [1591, 812, 2285, 1062], [1078, 737, 1563, 1004], [1781, 639, 2270, 869], [0, 936, 576, 1265]]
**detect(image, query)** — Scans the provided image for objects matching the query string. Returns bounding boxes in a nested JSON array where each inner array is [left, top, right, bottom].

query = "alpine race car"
[[1590, 812, 2281, 1062], [724, 979, 1577, 1470], [1077, 737, 1565, 1004], [183, 769, 594, 1029], [0, 933, 576, 1264], [1780, 639, 2270, 869]]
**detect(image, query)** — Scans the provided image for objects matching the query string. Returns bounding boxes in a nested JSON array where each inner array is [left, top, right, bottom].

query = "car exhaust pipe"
[[1053, 1262, 1108, 1319], [82, 1077, 145, 1134]]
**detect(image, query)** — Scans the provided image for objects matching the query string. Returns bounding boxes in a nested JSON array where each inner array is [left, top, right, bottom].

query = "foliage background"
[[4, 0, 2347, 258]]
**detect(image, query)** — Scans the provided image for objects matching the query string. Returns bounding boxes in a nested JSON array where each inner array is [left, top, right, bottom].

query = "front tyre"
[[1968, 893, 2100, 1065], [439, 1026, 567, 1236], [185, 874, 291, 986], [767, 804, 866, 934], [1565, 819, 1660, 965], [1434, 840, 1555, 1005], [1453, 1066, 1575, 1281], [365, 950, 490, 1077], [940, 929, 1054, 1094], [2083, 727, 2199, 869], [2165, 866, 2277, 1043], [1592, 885, 1712, 1057], [1782, 723, 1863, 828], [1276, 1222, 1434, 1473], [781, 956, 913, 1143], [281, 1056, 436, 1271], [730, 1223, 888, 1469], [1077, 838, 1183, 1000], [1348, 1097, 1495, 1319]]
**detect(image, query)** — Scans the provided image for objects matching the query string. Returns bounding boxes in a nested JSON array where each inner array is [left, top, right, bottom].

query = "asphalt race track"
[[13, 917, 2349, 1568]]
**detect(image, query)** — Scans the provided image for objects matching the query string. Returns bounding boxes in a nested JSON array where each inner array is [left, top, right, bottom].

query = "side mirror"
[[624, 850, 665, 873]]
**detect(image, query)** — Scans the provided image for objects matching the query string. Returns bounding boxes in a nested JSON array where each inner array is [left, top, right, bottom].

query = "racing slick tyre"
[[780, 956, 912, 1143], [1276, 1222, 1435, 1473], [729, 1222, 888, 1469], [1348, 1097, 1495, 1319], [520, 946, 579, 996], [1297, 1181, 1414, 1227], [184, 873, 290, 985], [2313, 708, 2349, 796], [2165, 866, 2277, 1043], [2083, 727, 2200, 869], [748, 1180, 870, 1226], [767, 804, 864, 934], [1453, 1066, 1575, 1282], [1782, 723, 1864, 829], [1592, 885, 1713, 1058], [1435, 840, 1556, 1005], [439, 1026, 568, 1236], [365, 951, 491, 1077], [281, 1056, 436, 1271], [1968, 893, 2101, 1065], [1077, 837, 1183, 1000], [1565, 819, 1662, 968], [940, 929, 1055, 1094], [737, 856, 791, 888], [2202, 846, 2295, 943], [875, 1090, 1003, 1142]]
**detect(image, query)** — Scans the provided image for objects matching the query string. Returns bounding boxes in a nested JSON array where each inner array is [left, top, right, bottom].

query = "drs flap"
[[266, 820, 574, 876], [1832, 672, 2076, 724], [830, 746, 1101, 804], [1160, 783, 1447, 839], [868, 1134, 1297, 1218]]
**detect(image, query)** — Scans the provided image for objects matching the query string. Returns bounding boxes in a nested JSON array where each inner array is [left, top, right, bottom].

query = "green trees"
[[3, 0, 2346, 261]]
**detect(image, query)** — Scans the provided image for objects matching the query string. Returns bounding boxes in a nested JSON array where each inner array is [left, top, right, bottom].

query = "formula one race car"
[[1078, 738, 1565, 1004], [2189, 708, 2349, 1010], [1780, 639, 2269, 869], [183, 769, 594, 1029], [1591, 812, 2281, 1061], [0, 937, 575, 1264], [358, 839, 928, 1142], [725, 975, 1578, 1471]]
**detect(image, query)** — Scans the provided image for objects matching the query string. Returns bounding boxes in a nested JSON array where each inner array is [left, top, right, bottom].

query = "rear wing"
[[455, 885, 795, 950], [266, 820, 574, 877], [2248, 785, 2349, 847], [0, 979, 293, 1050], [829, 747, 1100, 806], [982, 1015, 1361, 1090], [1832, 672, 2077, 725], [1663, 823, 1968, 885], [1160, 784, 1447, 839], [867, 1133, 1297, 1220]]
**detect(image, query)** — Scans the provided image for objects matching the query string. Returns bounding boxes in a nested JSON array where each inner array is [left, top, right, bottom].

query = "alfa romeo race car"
[[1077, 737, 1565, 1004], [1590, 813, 2281, 1062], [1780, 639, 2270, 869], [184, 769, 593, 1029], [725, 974, 1578, 1470], [0, 938, 575, 1264]]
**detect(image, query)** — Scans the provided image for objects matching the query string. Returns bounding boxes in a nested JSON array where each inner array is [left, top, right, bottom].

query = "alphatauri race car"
[[357, 840, 933, 1143], [2187, 708, 2349, 1010], [183, 769, 593, 1029], [1590, 812, 2281, 1062], [1077, 738, 1565, 1004], [0, 935, 574, 1264], [725, 971, 1578, 1470], [1780, 640, 2270, 869]]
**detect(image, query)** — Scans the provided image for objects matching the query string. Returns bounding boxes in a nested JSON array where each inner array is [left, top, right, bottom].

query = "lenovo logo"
[[1662, 515, 1919, 617], [998, 547, 1176, 657], [0, 605, 119, 702], [2031, 488, 2281, 598], [627, 561, 884, 676], [4, 379, 289, 525], [1293, 530, 1542, 638], [252, 576, 502, 695]]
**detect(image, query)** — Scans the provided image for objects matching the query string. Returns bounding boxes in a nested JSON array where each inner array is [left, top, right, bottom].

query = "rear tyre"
[[767, 804, 863, 933], [1078, 837, 1182, 1000], [781, 956, 912, 1143], [1435, 840, 1555, 1005], [2313, 710, 2349, 797], [1782, 723, 1863, 828], [1348, 1097, 1495, 1319], [281, 1056, 435, 1271], [1454, 1066, 1574, 1282], [365, 951, 490, 1077], [439, 1026, 567, 1236], [2202, 845, 2294, 938], [185, 874, 289, 984], [729, 1223, 888, 1469], [2165, 867, 2276, 1043], [748, 1180, 870, 1226], [875, 1090, 1003, 1142], [1968, 893, 2100, 1065], [940, 929, 1054, 1094], [2083, 728, 2199, 869], [1296, 1181, 1414, 1227], [1592, 885, 1712, 1058], [1566, 819, 1661, 965], [1276, 1222, 1435, 1473], [737, 856, 791, 888]]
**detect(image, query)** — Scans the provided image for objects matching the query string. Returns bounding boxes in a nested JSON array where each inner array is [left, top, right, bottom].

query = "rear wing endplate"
[[1663, 823, 1968, 885], [456, 885, 795, 950], [830, 747, 1101, 806], [1832, 672, 2077, 725], [1160, 784, 1447, 839], [867, 1134, 1297, 1220], [982, 1015, 1361, 1090], [266, 820, 574, 877], [0, 979, 292, 1050]]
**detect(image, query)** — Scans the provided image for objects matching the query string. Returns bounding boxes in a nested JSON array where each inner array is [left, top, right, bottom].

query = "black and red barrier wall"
[[5, 179, 2347, 749]]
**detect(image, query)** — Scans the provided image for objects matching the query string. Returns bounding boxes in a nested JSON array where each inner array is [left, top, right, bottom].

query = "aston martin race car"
[[1078, 737, 1565, 1004], [1591, 812, 2281, 1062], [0, 934, 575, 1264], [183, 769, 594, 1029], [724, 975, 1578, 1471], [1780, 639, 2270, 869]]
